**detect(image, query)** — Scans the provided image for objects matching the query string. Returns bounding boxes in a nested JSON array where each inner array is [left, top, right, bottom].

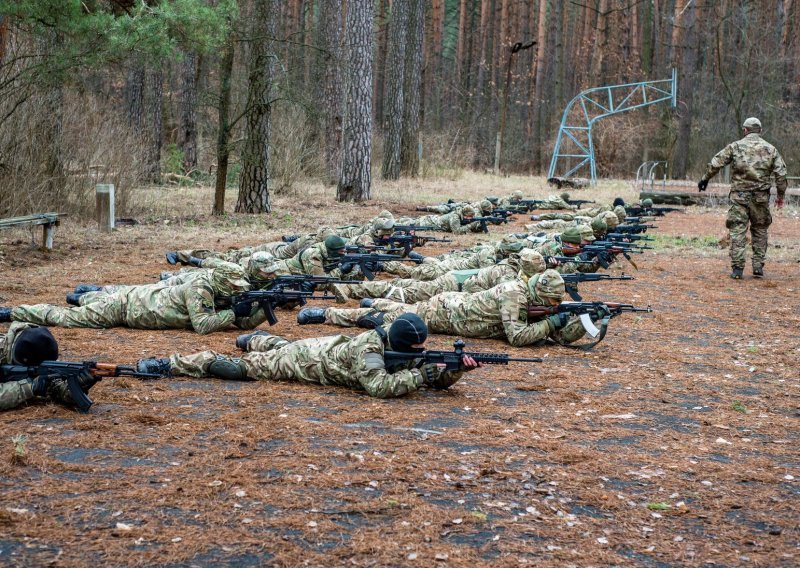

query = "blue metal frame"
[[548, 69, 677, 184]]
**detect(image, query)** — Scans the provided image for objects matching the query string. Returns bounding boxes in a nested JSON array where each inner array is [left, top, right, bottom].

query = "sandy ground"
[[0, 179, 798, 567]]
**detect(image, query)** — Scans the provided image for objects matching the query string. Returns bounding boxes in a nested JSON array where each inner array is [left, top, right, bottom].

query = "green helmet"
[[479, 199, 494, 214], [211, 261, 250, 296], [576, 223, 596, 243], [613, 205, 627, 223], [590, 216, 608, 238], [560, 192, 571, 202], [324, 235, 347, 258], [372, 217, 395, 235], [486, 196, 499, 205], [498, 236, 524, 255], [511, 190, 523, 200], [527, 269, 565, 301], [640, 198, 654, 208], [560, 226, 583, 245], [518, 249, 545, 277], [376, 209, 394, 219], [461, 205, 476, 217]]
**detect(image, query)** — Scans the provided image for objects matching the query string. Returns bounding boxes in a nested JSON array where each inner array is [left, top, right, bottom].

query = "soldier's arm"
[[353, 344, 423, 398], [498, 290, 555, 347], [702, 143, 734, 181], [773, 151, 788, 199], [185, 286, 236, 335]]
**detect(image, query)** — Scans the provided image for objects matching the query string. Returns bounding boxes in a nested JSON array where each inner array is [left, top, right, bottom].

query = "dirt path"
[[0, 203, 798, 566]]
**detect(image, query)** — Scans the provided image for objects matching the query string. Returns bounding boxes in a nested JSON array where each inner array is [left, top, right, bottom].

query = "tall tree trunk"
[[430, 0, 444, 130], [590, 0, 608, 82], [468, 0, 492, 154], [126, 67, 145, 131], [319, 0, 344, 185], [374, 0, 389, 127], [455, 0, 468, 98], [213, 35, 235, 215], [145, 69, 163, 184], [401, 0, 424, 177], [381, 0, 409, 180], [531, 0, 548, 171], [178, 52, 198, 172], [672, 1, 703, 179], [237, 0, 277, 213], [0, 15, 8, 62], [338, 0, 374, 202]]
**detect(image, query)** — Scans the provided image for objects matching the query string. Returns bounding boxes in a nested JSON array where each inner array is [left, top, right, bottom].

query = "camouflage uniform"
[[324, 270, 568, 347], [701, 132, 787, 270], [12, 263, 264, 335], [168, 330, 463, 398], [529, 194, 576, 211], [171, 234, 315, 265], [382, 245, 498, 280], [284, 241, 347, 278], [333, 250, 544, 304], [497, 190, 524, 208], [0, 322, 39, 409], [396, 205, 483, 235]]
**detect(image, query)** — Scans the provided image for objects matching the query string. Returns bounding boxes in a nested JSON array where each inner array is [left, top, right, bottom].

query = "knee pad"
[[208, 358, 250, 381]]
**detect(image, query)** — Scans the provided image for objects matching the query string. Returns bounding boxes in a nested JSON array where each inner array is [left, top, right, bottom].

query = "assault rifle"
[[461, 216, 509, 233], [561, 273, 635, 301], [251, 275, 351, 291], [589, 240, 653, 251], [624, 216, 657, 224], [339, 253, 417, 280], [218, 289, 337, 325], [605, 233, 653, 243], [615, 223, 657, 234], [374, 234, 451, 256], [393, 224, 440, 234], [551, 256, 598, 265], [0, 361, 161, 413], [627, 205, 682, 217], [491, 208, 518, 219], [383, 339, 542, 373], [570, 199, 597, 208]]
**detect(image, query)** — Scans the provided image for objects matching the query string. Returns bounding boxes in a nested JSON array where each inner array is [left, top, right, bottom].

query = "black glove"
[[30, 375, 51, 397], [547, 313, 569, 330], [299, 280, 317, 293], [75, 369, 100, 393], [339, 262, 355, 275], [544, 256, 559, 268], [232, 301, 253, 318], [698, 179, 708, 192], [420, 364, 438, 386]]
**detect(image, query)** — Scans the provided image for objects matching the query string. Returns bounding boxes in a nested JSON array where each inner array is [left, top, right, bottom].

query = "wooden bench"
[[0, 213, 65, 250]]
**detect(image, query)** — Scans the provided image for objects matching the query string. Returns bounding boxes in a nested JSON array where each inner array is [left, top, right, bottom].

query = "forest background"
[[0, 0, 797, 217]]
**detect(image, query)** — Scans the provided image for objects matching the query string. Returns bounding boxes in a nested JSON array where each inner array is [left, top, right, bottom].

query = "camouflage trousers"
[[13, 299, 126, 328], [333, 274, 459, 304], [726, 191, 772, 269], [174, 238, 309, 264], [381, 260, 450, 281], [0, 380, 34, 410], [170, 334, 316, 382]]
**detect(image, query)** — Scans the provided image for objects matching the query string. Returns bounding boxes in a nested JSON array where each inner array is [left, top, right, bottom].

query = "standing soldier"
[[698, 117, 787, 279]]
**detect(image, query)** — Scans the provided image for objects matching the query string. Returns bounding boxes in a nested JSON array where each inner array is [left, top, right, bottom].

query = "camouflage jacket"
[[404, 211, 483, 234], [703, 133, 788, 196], [417, 280, 554, 347], [284, 242, 345, 278], [260, 330, 462, 398], [121, 273, 265, 334], [460, 260, 520, 293]]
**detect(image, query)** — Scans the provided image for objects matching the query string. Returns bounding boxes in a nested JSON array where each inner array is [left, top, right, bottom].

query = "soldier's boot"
[[282, 234, 300, 243], [187, 256, 204, 267], [752, 266, 764, 278], [66, 292, 84, 306], [160, 271, 175, 281], [297, 307, 327, 325], [0, 307, 12, 322], [332, 284, 350, 304], [730, 267, 744, 280], [208, 357, 250, 381], [74, 284, 102, 294], [356, 310, 385, 329], [165, 251, 180, 265], [530, 215, 541, 221], [408, 251, 426, 264], [136, 358, 173, 377], [236, 330, 271, 351], [360, 298, 374, 308]]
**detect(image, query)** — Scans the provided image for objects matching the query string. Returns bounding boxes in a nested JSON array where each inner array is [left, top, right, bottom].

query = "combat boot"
[[360, 298, 374, 308], [282, 234, 300, 243], [332, 284, 350, 304], [136, 358, 173, 377], [297, 307, 327, 325], [730, 267, 744, 280], [66, 292, 84, 306], [0, 307, 12, 322], [356, 310, 386, 329], [235, 330, 272, 351], [74, 284, 102, 294], [752, 266, 764, 278], [160, 271, 174, 281], [408, 251, 426, 264], [165, 251, 179, 265]]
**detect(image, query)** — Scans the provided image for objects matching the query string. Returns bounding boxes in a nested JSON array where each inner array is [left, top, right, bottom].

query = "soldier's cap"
[[613, 204, 627, 223], [248, 251, 281, 276], [590, 216, 608, 235], [518, 248, 546, 277], [372, 217, 395, 231], [640, 198, 654, 208], [461, 205, 476, 217], [612, 197, 625, 207], [486, 196, 499, 204], [742, 117, 761, 130], [601, 210, 619, 229], [211, 261, 250, 293], [498, 236, 524, 253], [377, 209, 395, 219], [560, 192, 571, 201], [12, 326, 59, 366], [528, 269, 565, 301], [560, 226, 583, 244], [324, 235, 347, 253], [479, 198, 494, 212], [511, 190, 523, 199], [388, 313, 428, 352], [576, 223, 596, 242]]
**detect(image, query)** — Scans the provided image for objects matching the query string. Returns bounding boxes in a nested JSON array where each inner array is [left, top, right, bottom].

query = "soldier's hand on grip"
[[697, 179, 708, 192]]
